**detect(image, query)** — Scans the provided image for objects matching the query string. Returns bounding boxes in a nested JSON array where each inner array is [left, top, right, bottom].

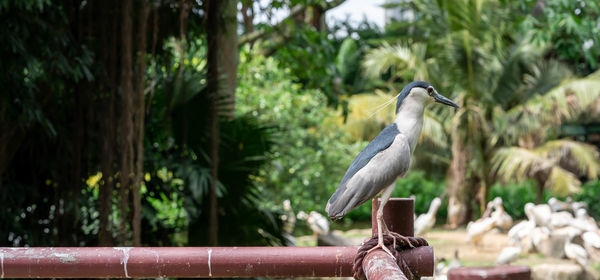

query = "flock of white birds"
[[462, 197, 600, 267]]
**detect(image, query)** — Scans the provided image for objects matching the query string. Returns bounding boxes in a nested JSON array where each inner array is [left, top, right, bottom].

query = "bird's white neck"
[[428, 204, 439, 215], [394, 96, 426, 153]]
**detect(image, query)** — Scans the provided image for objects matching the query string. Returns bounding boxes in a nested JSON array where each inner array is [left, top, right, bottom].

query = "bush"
[[236, 50, 363, 216], [575, 180, 600, 220]]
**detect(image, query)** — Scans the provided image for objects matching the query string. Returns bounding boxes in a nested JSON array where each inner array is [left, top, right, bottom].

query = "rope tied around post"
[[352, 235, 428, 280]]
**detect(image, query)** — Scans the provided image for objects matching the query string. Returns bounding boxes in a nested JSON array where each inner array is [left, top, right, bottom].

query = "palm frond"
[[536, 140, 600, 179], [491, 147, 555, 182], [497, 71, 600, 144], [362, 42, 430, 81], [545, 167, 581, 197]]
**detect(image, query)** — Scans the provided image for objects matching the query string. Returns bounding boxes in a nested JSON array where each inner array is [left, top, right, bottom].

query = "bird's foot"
[[367, 237, 396, 260], [382, 227, 414, 249]]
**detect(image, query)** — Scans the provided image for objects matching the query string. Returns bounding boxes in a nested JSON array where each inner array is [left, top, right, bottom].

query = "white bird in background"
[[438, 249, 461, 276], [571, 209, 598, 232], [448, 249, 461, 270], [548, 197, 572, 213], [564, 229, 589, 267], [530, 226, 551, 252], [481, 200, 495, 219], [508, 220, 535, 246], [491, 197, 513, 231], [582, 231, 600, 249], [415, 197, 442, 236], [571, 201, 588, 213], [467, 217, 497, 246], [525, 203, 552, 228], [496, 246, 521, 265], [550, 211, 574, 229], [297, 211, 329, 235]]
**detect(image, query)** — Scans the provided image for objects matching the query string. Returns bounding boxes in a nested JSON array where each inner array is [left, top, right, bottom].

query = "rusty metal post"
[[363, 197, 433, 280], [371, 198, 414, 236], [448, 266, 531, 280]]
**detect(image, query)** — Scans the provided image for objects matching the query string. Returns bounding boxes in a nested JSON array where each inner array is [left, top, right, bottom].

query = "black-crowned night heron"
[[325, 81, 458, 257]]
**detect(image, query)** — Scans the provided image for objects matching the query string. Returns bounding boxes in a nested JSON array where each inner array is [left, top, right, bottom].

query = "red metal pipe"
[[0, 246, 432, 278], [362, 250, 408, 280], [398, 246, 434, 277], [371, 198, 414, 236], [0, 247, 354, 278], [448, 266, 531, 280]]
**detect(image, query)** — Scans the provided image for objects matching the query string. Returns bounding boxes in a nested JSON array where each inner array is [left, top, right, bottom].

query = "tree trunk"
[[206, 0, 220, 246], [205, 0, 239, 246], [447, 132, 469, 228], [118, 0, 135, 245], [533, 169, 550, 203], [241, 1, 254, 35], [308, 6, 325, 31], [216, 0, 238, 118], [132, 0, 150, 247], [98, 0, 120, 246]]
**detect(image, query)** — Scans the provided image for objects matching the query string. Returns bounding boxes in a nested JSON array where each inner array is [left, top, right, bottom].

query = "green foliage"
[[0, 0, 93, 135], [574, 180, 600, 220], [489, 180, 551, 219], [521, 0, 600, 74], [237, 49, 364, 216], [271, 26, 339, 103]]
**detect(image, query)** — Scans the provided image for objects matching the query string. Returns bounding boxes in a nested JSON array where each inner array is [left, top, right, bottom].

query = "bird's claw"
[[367, 240, 396, 260], [384, 230, 414, 248]]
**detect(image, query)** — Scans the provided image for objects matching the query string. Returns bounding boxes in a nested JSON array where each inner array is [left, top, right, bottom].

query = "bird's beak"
[[433, 91, 459, 108]]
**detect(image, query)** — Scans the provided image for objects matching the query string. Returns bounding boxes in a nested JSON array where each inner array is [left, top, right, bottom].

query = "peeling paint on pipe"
[[0, 247, 356, 278], [1, 252, 5, 278], [363, 250, 408, 280], [0, 246, 433, 278]]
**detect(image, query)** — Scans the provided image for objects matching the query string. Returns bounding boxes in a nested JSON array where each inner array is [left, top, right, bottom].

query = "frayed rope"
[[352, 235, 428, 280]]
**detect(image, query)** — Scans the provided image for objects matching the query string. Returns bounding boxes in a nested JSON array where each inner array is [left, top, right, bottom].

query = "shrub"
[[236, 50, 363, 216], [574, 180, 600, 220]]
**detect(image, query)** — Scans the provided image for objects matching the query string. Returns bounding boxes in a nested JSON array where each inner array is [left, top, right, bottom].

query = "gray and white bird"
[[564, 229, 589, 266], [326, 81, 458, 257]]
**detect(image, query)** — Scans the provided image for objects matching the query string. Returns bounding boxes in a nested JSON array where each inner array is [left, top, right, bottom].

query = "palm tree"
[[364, 0, 600, 226], [491, 72, 600, 202]]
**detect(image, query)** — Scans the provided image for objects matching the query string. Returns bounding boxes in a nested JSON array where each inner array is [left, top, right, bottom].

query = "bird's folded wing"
[[326, 123, 410, 219]]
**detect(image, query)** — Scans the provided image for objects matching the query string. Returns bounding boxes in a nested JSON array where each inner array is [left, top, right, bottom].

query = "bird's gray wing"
[[326, 123, 409, 219]]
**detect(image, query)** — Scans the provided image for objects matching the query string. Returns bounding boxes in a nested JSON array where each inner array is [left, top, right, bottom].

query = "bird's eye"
[[427, 87, 434, 95]]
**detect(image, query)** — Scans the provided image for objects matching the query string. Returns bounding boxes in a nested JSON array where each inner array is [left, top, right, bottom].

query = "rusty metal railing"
[[0, 198, 433, 279]]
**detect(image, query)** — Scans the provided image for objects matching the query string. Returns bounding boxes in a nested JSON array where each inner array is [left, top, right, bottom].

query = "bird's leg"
[[376, 185, 415, 249], [367, 185, 396, 259]]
